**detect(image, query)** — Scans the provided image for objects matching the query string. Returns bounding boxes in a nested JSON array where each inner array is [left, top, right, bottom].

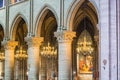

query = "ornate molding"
[[54, 31, 76, 43], [25, 37, 43, 48], [2, 40, 18, 50]]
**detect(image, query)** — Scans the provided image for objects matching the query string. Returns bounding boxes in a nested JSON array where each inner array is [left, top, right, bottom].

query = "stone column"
[[2, 40, 18, 80], [25, 37, 43, 80], [54, 31, 76, 80]]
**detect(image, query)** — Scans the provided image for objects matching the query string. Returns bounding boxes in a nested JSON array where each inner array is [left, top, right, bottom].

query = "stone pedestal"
[[54, 31, 76, 80], [2, 41, 18, 80], [25, 37, 43, 80]]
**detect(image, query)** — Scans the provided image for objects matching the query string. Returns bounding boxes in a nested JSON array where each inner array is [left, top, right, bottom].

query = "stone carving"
[[54, 31, 76, 43], [2, 40, 18, 50], [25, 37, 43, 48]]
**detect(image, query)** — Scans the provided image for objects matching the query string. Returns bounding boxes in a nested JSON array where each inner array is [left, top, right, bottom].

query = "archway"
[[0, 24, 4, 80], [70, 1, 99, 80], [12, 17, 28, 80], [37, 9, 58, 80]]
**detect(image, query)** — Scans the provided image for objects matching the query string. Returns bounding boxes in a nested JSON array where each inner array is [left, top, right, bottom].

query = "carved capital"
[[25, 37, 43, 48], [2, 40, 18, 50], [54, 31, 76, 43]]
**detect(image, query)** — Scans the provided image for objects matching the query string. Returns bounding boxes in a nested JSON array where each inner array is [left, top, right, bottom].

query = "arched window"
[[0, 0, 3, 8]]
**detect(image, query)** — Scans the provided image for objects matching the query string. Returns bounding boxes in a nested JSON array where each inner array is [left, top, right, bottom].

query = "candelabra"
[[15, 46, 28, 61], [76, 36, 94, 56], [40, 42, 57, 58]]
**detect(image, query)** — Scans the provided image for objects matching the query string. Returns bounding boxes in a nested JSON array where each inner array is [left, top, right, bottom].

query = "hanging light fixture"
[[76, 35, 94, 55], [40, 42, 57, 58], [15, 46, 28, 61], [76, 4, 94, 56]]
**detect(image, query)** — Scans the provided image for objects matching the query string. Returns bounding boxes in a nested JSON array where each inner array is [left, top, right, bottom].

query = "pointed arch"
[[34, 4, 58, 37], [10, 13, 28, 40], [66, 0, 99, 33]]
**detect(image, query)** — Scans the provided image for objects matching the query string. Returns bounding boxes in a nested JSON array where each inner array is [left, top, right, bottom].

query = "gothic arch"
[[67, 1, 99, 80], [66, 0, 99, 33], [35, 4, 59, 37], [10, 14, 28, 41]]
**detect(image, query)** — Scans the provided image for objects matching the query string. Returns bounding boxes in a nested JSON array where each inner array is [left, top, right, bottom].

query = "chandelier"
[[76, 35, 94, 56], [15, 46, 28, 61], [0, 51, 5, 62], [40, 42, 57, 58]]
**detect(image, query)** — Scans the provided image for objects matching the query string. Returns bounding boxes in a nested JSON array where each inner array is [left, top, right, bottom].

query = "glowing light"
[[15, 46, 27, 61]]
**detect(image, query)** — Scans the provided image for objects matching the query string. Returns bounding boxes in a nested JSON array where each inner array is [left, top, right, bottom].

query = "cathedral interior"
[[0, 0, 120, 80]]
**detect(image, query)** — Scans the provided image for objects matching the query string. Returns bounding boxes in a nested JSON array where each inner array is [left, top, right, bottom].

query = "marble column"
[[54, 31, 76, 80], [25, 37, 43, 80], [2, 40, 18, 80]]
